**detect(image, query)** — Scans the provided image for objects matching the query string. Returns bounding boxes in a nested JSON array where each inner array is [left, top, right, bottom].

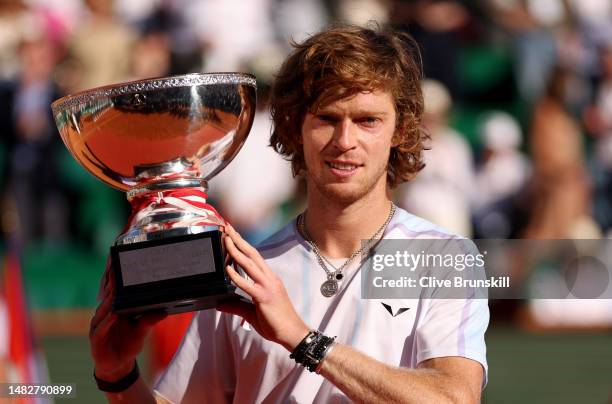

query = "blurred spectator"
[[26, 0, 83, 34], [335, 0, 391, 26], [567, 0, 612, 54], [115, 0, 161, 25], [584, 44, 612, 233], [0, 0, 30, 80], [392, 0, 471, 99], [0, 33, 68, 244], [210, 81, 297, 244], [487, 0, 561, 102], [524, 67, 601, 239], [472, 112, 531, 238], [66, 0, 136, 91], [272, 0, 329, 46], [398, 79, 474, 237], [182, 0, 276, 72], [134, 3, 202, 76], [129, 29, 171, 80]]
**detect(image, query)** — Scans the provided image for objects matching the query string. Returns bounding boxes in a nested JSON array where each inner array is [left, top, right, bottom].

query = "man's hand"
[[90, 260, 167, 382], [218, 224, 310, 352]]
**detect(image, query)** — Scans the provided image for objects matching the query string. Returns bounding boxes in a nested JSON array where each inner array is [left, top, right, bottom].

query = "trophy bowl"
[[52, 73, 256, 315]]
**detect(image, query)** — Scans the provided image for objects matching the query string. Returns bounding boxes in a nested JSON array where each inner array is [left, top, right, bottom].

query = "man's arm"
[[220, 225, 484, 404], [97, 377, 171, 404], [318, 343, 483, 404], [99, 377, 156, 404], [89, 262, 167, 403]]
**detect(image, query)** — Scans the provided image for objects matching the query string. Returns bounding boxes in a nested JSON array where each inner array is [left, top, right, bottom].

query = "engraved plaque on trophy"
[[51, 73, 256, 315]]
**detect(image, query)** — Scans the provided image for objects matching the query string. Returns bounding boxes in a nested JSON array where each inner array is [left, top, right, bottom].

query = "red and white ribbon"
[[128, 188, 224, 229]]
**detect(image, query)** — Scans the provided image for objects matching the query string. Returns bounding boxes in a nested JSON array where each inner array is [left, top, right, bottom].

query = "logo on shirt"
[[381, 302, 410, 317]]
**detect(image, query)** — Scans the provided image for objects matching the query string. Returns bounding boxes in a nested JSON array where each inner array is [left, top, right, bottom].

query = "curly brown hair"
[[270, 24, 427, 187]]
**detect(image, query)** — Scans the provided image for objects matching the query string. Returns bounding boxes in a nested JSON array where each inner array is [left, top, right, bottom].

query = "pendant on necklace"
[[320, 279, 338, 297]]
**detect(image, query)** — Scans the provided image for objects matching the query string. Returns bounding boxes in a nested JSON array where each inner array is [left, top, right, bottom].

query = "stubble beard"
[[309, 161, 389, 206]]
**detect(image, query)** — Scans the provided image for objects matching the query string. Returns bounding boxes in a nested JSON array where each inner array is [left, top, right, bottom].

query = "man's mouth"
[[325, 160, 363, 175], [327, 162, 359, 170]]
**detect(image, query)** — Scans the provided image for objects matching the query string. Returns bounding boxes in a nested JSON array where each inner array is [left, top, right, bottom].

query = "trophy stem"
[[127, 178, 208, 201], [116, 178, 225, 245]]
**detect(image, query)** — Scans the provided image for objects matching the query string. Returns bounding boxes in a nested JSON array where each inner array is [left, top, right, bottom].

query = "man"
[[90, 24, 488, 403]]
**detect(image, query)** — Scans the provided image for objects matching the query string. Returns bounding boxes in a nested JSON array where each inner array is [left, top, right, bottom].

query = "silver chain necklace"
[[299, 203, 396, 297]]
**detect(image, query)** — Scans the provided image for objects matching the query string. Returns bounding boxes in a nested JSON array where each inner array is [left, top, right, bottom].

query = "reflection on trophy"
[[51, 73, 256, 315]]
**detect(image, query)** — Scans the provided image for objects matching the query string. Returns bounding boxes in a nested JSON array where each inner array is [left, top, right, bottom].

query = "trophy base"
[[112, 285, 248, 316], [110, 228, 245, 316]]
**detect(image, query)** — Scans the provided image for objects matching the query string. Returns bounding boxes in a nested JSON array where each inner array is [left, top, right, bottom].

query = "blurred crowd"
[[0, 0, 611, 251]]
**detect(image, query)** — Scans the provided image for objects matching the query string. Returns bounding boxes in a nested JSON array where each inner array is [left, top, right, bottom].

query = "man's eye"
[[316, 115, 334, 122], [358, 117, 380, 127]]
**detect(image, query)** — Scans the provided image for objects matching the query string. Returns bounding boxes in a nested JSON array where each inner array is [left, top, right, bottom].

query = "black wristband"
[[290, 330, 336, 372], [94, 361, 139, 393], [290, 330, 318, 363]]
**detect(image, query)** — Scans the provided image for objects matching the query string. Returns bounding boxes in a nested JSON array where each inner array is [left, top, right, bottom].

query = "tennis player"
[[90, 24, 488, 403]]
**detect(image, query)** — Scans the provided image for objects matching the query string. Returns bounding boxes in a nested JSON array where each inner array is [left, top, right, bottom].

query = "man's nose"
[[332, 119, 357, 151]]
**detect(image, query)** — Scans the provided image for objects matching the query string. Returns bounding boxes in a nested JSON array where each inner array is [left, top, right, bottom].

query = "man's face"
[[300, 89, 397, 204]]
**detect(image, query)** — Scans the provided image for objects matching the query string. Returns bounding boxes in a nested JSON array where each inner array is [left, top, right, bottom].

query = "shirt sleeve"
[[413, 237, 490, 388], [415, 294, 489, 388], [154, 310, 237, 403]]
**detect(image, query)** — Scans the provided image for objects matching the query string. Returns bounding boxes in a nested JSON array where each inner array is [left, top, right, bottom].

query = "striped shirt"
[[155, 207, 489, 403]]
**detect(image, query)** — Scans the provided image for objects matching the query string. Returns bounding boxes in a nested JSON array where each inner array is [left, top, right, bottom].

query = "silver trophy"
[[51, 73, 256, 315]]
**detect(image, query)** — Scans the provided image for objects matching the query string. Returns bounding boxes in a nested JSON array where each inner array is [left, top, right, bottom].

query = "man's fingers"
[[97, 257, 112, 300], [226, 264, 253, 291], [226, 224, 258, 255], [226, 224, 269, 271], [90, 309, 117, 339], [97, 256, 118, 301], [225, 236, 267, 284], [226, 265, 261, 299], [107, 261, 116, 289], [90, 292, 114, 333]]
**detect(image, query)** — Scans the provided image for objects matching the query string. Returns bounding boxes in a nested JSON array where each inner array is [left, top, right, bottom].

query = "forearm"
[[95, 361, 158, 404], [317, 343, 475, 404], [103, 376, 158, 404]]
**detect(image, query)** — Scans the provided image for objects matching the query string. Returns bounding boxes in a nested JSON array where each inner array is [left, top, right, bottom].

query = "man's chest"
[[232, 289, 422, 371]]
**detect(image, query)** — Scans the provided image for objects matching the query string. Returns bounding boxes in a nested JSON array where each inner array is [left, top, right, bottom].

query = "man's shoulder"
[[255, 219, 302, 259], [388, 207, 465, 240], [251, 208, 466, 242]]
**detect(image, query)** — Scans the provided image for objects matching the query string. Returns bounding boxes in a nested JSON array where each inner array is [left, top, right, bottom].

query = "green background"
[[41, 327, 612, 404]]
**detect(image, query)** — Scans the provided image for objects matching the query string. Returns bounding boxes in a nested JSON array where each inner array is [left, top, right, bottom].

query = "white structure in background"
[[528, 240, 612, 328], [399, 79, 475, 237], [210, 110, 297, 240], [273, 0, 329, 46], [183, 0, 276, 72], [567, 0, 612, 44], [473, 112, 530, 211], [336, 0, 391, 26]]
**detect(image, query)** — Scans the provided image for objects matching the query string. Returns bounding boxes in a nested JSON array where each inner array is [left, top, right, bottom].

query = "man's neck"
[[303, 184, 393, 259]]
